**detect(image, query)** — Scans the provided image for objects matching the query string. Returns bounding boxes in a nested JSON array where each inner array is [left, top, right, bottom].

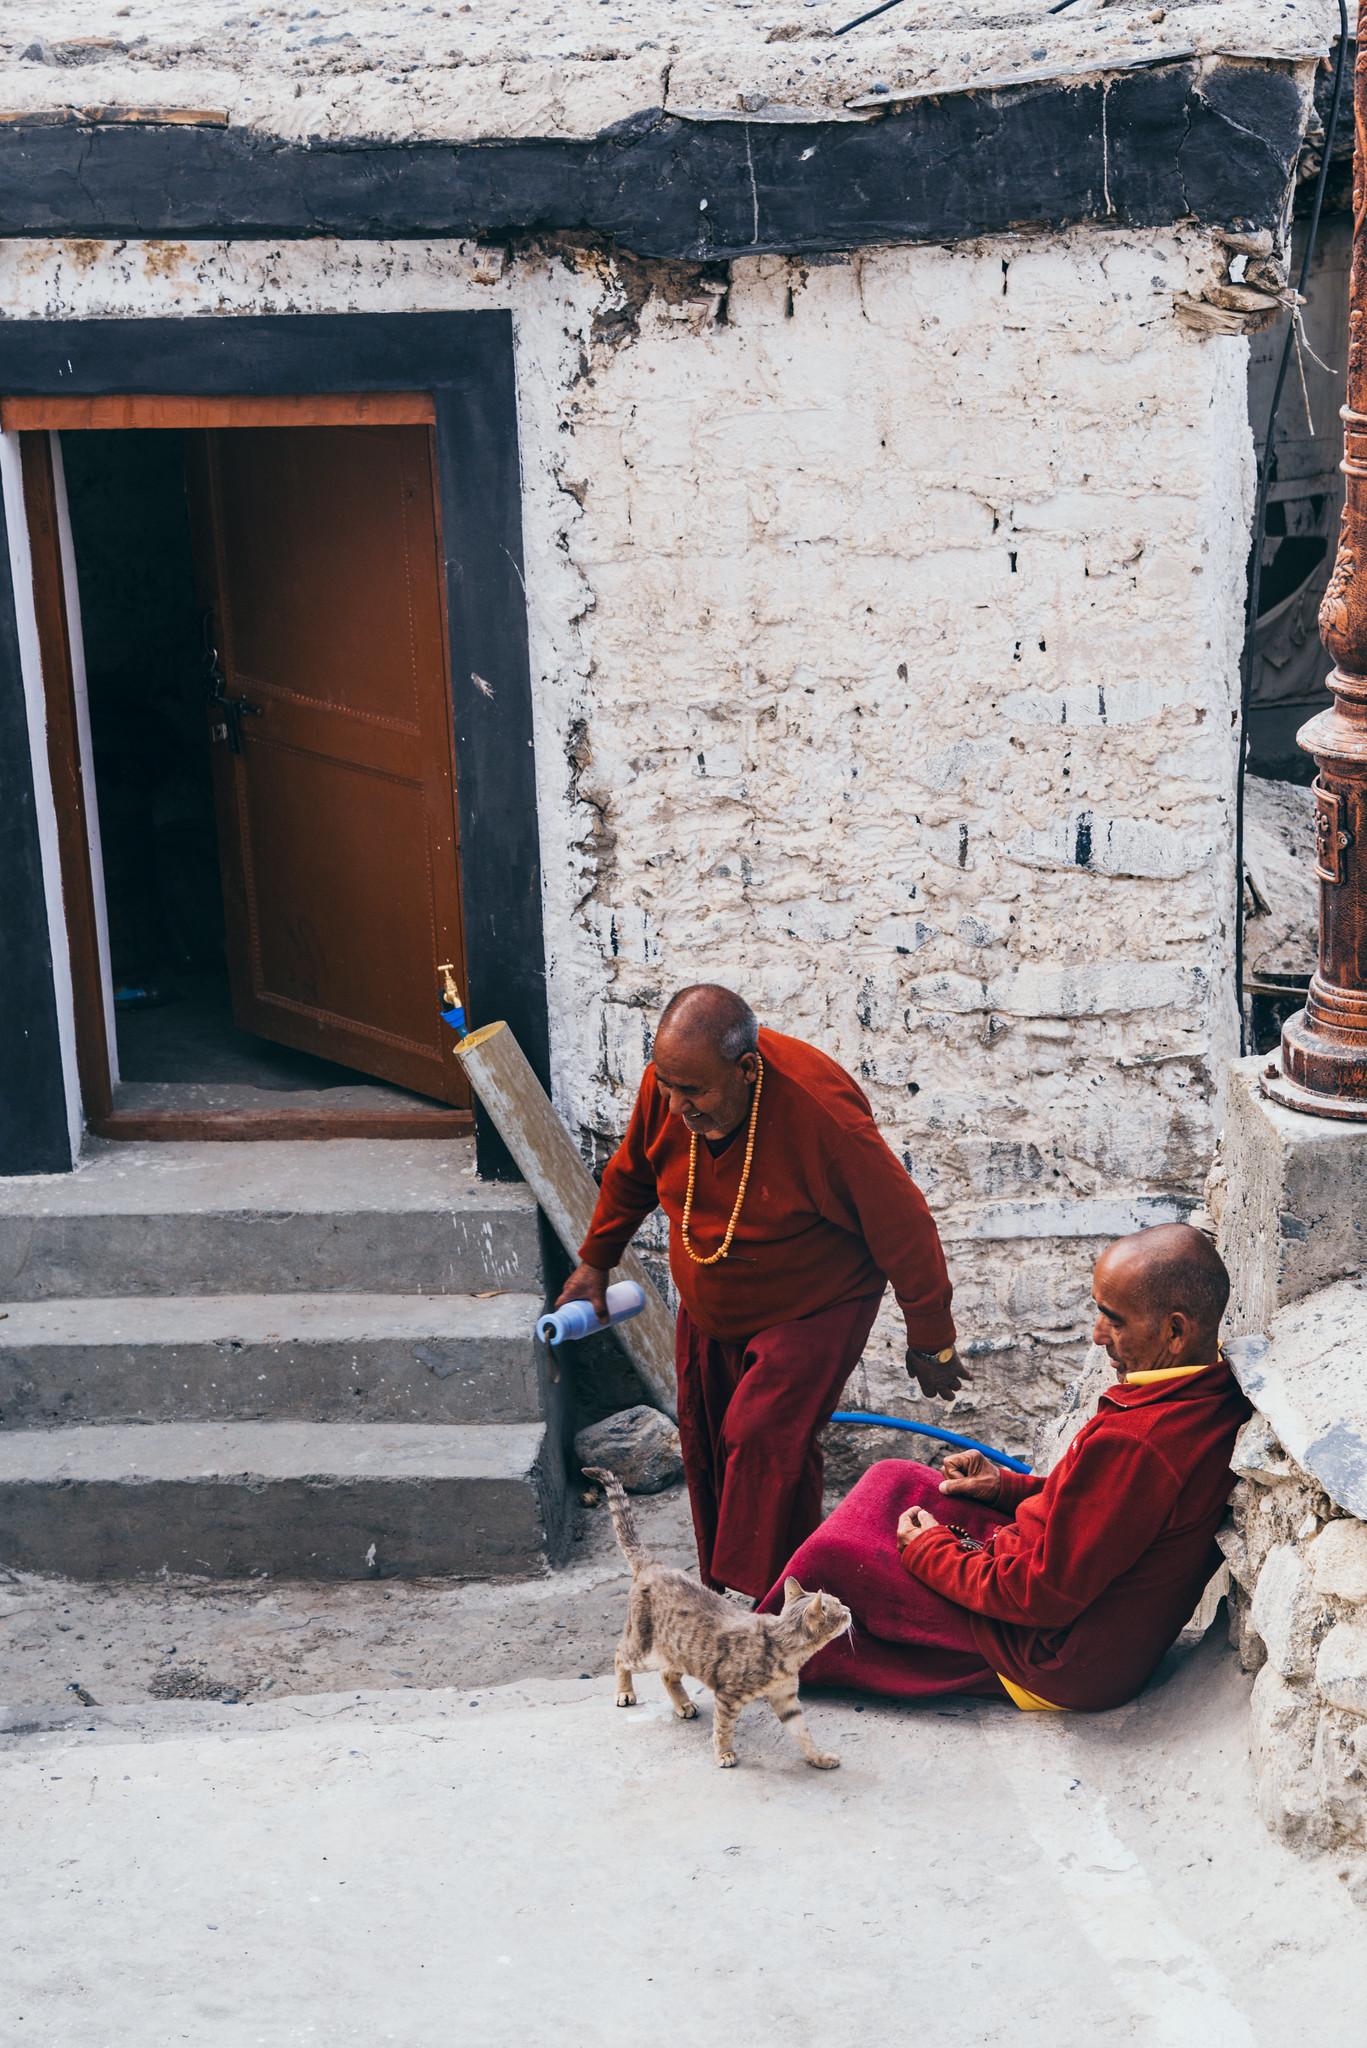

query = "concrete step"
[[0, 1421, 567, 1579], [0, 1139, 542, 1300], [0, 1293, 546, 1428]]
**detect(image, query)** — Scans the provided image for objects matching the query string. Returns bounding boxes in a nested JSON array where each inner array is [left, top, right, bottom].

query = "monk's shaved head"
[[656, 984, 759, 1062], [1103, 1224, 1229, 1330]]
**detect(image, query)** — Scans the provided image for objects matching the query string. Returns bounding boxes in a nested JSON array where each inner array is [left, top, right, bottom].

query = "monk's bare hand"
[[554, 1261, 611, 1320], [905, 1344, 970, 1401], [896, 1507, 939, 1552], [938, 1449, 1001, 1504]]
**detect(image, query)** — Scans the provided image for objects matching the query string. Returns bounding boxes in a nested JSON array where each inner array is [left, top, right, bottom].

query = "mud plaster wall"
[[0, 228, 1251, 1457]]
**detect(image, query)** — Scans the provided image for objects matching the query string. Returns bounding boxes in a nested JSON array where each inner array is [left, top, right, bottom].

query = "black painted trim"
[[0, 59, 1305, 257], [0, 476, 74, 1175], [0, 314, 548, 1178]]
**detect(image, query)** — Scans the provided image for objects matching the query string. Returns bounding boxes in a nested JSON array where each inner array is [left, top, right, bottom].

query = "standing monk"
[[556, 984, 963, 1600]]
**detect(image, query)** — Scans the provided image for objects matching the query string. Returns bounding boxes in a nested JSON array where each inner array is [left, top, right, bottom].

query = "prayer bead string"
[[679, 1052, 764, 1267]]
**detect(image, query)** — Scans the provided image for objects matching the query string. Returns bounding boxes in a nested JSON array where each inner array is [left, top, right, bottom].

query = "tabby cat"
[[585, 1465, 851, 1770]]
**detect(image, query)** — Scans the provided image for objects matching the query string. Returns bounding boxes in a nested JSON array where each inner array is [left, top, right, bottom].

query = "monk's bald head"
[[655, 984, 759, 1062], [1091, 1223, 1230, 1375], [652, 985, 761, 1140]]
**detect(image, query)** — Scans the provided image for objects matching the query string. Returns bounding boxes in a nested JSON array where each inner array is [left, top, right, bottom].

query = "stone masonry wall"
[[1223, 1419, 1367, 1899], [0, 225, 1252, 1456]]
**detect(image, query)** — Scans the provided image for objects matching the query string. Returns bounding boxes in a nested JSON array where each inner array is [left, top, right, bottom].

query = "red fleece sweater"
[[579, 1027, 954, 1348], [902, 1361, 1251, 1710]]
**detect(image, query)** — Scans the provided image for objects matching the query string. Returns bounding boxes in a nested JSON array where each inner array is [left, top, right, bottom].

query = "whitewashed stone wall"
[[1223, 1421, 1367, 1899], [0, 225, 1251, 1453]]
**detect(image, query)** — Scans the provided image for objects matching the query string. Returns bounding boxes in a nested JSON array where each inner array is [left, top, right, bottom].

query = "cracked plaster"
[[0, 0, 1341, 141]]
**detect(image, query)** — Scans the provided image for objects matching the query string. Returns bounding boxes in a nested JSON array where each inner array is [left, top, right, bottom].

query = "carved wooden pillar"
[[1264, 37, 1367, 1120]]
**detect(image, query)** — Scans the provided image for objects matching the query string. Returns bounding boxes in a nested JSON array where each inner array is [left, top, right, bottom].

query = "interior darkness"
[[62, 428, 385, 1094]]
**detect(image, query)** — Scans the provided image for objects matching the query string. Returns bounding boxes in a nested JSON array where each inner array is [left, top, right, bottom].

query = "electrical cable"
[[1234, 1, 1350, 1056], [829, 1409, 1032, 1472]]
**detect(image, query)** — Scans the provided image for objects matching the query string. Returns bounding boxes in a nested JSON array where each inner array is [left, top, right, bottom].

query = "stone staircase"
[[0, 1139, 567, 1579]]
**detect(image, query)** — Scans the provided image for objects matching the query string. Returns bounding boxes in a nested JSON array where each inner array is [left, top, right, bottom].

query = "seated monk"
[[757, 1223, 1251, 1712]]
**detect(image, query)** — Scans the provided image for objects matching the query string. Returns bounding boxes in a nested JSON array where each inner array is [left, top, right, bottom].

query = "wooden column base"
[[1263, 988, 1367, 1121]]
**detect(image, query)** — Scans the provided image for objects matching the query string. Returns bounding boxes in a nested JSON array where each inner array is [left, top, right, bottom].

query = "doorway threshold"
[[95, 1083, 471, 1142]]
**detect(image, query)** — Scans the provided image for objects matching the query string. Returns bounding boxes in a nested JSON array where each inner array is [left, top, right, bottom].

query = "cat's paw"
[[615, 1690, 637, 1708], [716, 1749, 738, 1768], [674, 1701, 699, 1720], [806, 1751, 840, 1770]]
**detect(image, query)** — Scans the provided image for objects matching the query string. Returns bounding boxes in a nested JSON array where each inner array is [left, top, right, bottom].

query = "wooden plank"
[[2, 393, 436, 432], [18, 431, 114, 1127], [456, 1021, 678, 1418], [0, 108, 230, 128], [95, 1103, 473, 1142]]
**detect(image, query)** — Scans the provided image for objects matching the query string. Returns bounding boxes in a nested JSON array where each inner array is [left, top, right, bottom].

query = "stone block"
[[575, 1406, 683, 1494], [1227, 1282, 1367, 1523], [1315, 1623, 1367, 1718], [1250, 1542, 1318, 1679], [1310, 1519, 1367, 1606], [1311, 1710, 1367, 1844], [1249, 1664, 1319, 1844], [1218, 1059, 1367, 1339], [1229, 1413, 1298, 1488], [1227, 1581, 1268, 1674]]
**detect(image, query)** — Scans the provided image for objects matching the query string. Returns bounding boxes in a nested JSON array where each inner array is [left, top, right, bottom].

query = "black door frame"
[[0, 313, 548, 1178]]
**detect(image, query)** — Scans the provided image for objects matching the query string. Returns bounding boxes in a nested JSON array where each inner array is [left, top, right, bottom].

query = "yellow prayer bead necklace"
[[679, 1052, 764, 1267]]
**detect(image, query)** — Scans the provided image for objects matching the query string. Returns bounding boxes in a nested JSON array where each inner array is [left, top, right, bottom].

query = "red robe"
[[579, 1027, 954, 1596], [762, 1361, 1250, 1710]]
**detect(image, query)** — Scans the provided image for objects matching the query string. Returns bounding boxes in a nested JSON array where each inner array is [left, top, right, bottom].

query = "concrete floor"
[[1, 1491, 1363, 2047]]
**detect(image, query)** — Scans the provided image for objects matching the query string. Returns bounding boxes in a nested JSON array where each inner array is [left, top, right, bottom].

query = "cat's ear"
[[782, 1576, 804, 1604], [806, 1591, 826, 1629]]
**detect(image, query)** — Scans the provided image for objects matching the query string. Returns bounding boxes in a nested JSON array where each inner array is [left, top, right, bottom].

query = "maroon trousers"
[[675, 1293, 882, 1601], [758, 1460, 1007, 1699]]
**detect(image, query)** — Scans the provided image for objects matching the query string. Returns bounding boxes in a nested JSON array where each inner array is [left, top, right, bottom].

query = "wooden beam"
[[456, 1021, 678, 1419], [0, 61, 1306, 258], [18, 430, 114, 1128], [1, 393, 436, 432]]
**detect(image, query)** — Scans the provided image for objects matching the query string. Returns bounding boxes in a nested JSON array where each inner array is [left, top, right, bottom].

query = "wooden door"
[[192, 424, 470, 1106]]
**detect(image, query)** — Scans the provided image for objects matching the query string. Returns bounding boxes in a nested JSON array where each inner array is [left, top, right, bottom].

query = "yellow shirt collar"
[[1119, 1363, 1217, 1386]]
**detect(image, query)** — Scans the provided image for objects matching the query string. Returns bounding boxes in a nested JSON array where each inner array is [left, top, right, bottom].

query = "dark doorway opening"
[[63, 427, 448, 1115]]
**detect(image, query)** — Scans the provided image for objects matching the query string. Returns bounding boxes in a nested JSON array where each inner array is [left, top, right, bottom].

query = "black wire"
[[834, 0, 1076, 35], [1234, 0, 1350, 1056], [832, 0, 906, 36]]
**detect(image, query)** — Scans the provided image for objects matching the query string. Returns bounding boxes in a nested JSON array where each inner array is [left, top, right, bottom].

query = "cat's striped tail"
[[583, 1466, 647, 1574]]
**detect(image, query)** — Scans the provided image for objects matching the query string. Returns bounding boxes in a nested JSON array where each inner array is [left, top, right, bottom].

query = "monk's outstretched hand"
[[905, 1344, 970, 1400], [938, 1449, 1001, 1503]]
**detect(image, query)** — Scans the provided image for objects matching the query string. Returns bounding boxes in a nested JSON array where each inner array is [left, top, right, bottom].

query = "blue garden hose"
[[829, 1410, 1032, 1475]]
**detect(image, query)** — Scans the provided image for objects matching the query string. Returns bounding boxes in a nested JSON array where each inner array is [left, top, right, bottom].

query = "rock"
[[1312, 1710, 1367, 1843], [1181, 1561, 1230, 1643], [1250, 1542, 1318, 1678], [1230, 1413, 1297, 1487], [1033, 1345, 1114, 1473], [575, 1406, 683, 1494], [1316, 1623, 1367, 1719], [1310, 1518, 1367, 1605], [1215, 1518, 1253, 1590], [1249, 1664, 1319, 1844]]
